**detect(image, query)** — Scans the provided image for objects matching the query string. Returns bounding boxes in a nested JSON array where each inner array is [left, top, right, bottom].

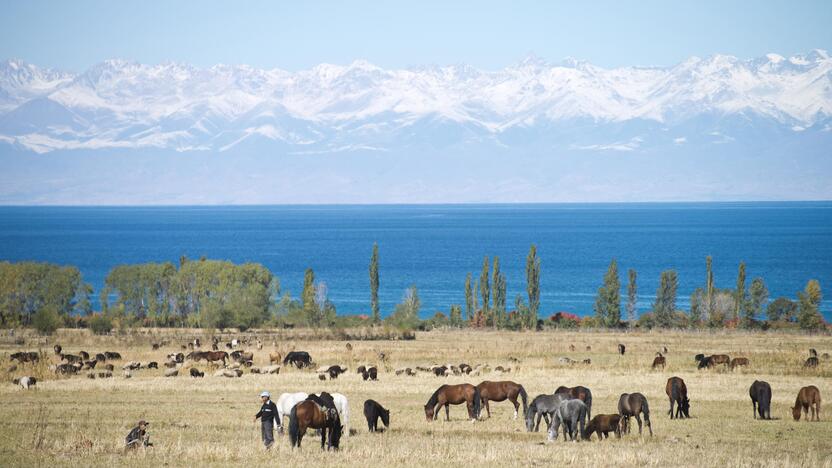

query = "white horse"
[[275, 392, 350, 437]]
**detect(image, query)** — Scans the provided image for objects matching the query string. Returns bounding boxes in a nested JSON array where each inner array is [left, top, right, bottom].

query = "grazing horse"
[[554, 386, 593, 422], [363, 399, 390, 432], [476, 380, 528, 420], [424, 384, 481, 422], [201, 351, 228, 366], [284, 351, 313, 369], [730, 357, 750, 371], [651, 355, 666, 370], [665, 376, 690, 419], [710, 354, 730, 368], [694, 353, 705, 363], [804, 357, 820, 368], [275, 392, 350, 437], [749, 380, 772, 420], [548, 399, 587, 442], [584, 414, 621, 440], [792, 386, 821, 421], [618, 344, 626, 355], [525, 393, 570, 432], [618, 393, 653, 436], [288, 398, 342, 450]]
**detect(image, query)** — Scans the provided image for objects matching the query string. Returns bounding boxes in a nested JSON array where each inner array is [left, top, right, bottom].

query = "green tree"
[[766, 297, 797, 322], [89, 313, 113, 335], [526, 244, 541, 329], [734, 261, 746, 322], [705, 256, 715, 324], [464, 273, 473, 323], [689, 287, 704, 326], [32, 305, 62, 335], [449, 304, 462, 327], [797, 279, 824, 331], [743, 277, 768, 328], [653, 270, 678, 328], [302, 268, 316, 324], [386, 285, 421, 330], [492, 257, 506, 328], [479, 257, 490, 324], [369, 243, 380, 325], [594, 259, 621, 327], [627, 269, 637, 324]]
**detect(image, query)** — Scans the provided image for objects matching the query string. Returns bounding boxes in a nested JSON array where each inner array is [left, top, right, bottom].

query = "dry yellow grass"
[[1, 328, 831, 467]]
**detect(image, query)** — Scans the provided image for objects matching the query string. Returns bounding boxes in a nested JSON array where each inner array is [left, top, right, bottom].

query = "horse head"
[[424, 404, 435, 421], [524, 404, 536, 432]]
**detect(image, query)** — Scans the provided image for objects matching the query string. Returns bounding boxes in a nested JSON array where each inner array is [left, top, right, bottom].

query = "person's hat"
[[260, 391, 270, 398]]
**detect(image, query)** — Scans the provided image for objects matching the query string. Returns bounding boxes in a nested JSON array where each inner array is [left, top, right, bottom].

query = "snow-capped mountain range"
[[0, 51, 830, 154]]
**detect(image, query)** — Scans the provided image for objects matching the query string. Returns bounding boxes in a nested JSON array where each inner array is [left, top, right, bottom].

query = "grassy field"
[[1, 328, 831, 467]]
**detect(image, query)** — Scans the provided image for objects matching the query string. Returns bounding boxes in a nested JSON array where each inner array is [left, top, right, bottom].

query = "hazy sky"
[[2, 1, 831, 71]]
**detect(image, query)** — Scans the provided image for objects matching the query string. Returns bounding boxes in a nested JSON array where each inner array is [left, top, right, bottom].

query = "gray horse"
[[525, 393, 569, 432], [547, 399, 587, 441], [618, 393, 653, 436]]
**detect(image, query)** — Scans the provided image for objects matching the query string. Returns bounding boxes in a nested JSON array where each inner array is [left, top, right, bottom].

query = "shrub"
[[32, 306, 62, 335], [89, 314, 113, 335]]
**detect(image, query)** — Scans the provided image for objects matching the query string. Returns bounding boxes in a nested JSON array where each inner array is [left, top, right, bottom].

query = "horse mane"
[[425, 385, 446, 408]]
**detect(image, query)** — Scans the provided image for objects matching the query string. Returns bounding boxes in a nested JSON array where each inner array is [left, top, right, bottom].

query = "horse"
[[363, 399, 390, 432], [694, 353, 705, 363], [284, 351, 313, 369], [525, 393, 570, 432], [288, 396, 342, 450], [424, 384, 481, 422], [749, 380, 772, 420], [476, 380, 528, 420], [710, 354, 730, 367], [554, 385, 593, 422], [730, 357, 750, 371], [665, 376, 690, 419], [583, 414, 621, 440], [804, 357, 820, 368], [618, 344, 626, 355], [792, 385, 821, 421], [275, 392, 350, 437], [548, 399, 587, 442], [697, 356, 714, 369], [618, 393, 653, 436], [651, 355, 666, 370], [203, 351, 228, 366]]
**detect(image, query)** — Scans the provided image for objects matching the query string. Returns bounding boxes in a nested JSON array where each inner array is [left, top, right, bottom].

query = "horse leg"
[[320, 426, 326, 449], [485, 399, 491, 419], [509, 395, 519, 419], [644, 412, 653, 436], [669, 398, 674, 419], [635, 414, 643, 435], [445, 403, 450, 422], [752, 401, 757, 420]]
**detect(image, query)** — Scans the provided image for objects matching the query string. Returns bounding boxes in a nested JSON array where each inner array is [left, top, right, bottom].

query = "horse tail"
[[585, 390, 593, 421], [288, 405, 300, 447], [473, 386, 482, 420], [641, 396, 650, 421], [579, 405, 587, 440], [518, 385, 528, 417]]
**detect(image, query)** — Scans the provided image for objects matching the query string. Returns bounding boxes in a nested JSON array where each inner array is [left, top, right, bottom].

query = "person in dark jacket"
[[254, 391, 278, 449], [125, 420, 151, 449]]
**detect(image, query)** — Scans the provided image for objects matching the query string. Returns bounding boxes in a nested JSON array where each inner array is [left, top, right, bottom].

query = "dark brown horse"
[[288, 395, 342, 449], [618, 393, 653, 436], [554, 385, 593, 421], [710, 354, 730, 367], [665, 376, 690, 419], [201, 351, 228, 365], [583, 414, 621, 440], [730, 357, 750, 371], [476, 380, 528, 420], [750, 380, 772, 420], [792, 386, 821, 421], [804, 357, 820, 368], [651, 355, 666, 370], [424, 384, 481, 421]]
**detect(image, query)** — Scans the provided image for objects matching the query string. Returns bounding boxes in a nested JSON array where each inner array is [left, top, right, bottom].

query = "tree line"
[[0, 246, 827, 334]]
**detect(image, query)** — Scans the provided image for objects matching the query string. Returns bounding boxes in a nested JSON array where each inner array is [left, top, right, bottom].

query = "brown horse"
[[288, 396, 343, 449], [424, 384, 481, 421], [730, 357, 750, 371], [792, 386, 821, 421], [618, 393, 653, 436], [554, 385, 593, 421], [200, 351, 228, 366], [710, 354, 730, 367], [665, 376, 690, 419], [583, 414, 621, 440], [651, 355, 666, 370], [476, 381, 528, 420]]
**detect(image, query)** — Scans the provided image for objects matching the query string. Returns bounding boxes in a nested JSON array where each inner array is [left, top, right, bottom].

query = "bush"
[[89, 314, 113, 335], [32, 306, 62, 335]]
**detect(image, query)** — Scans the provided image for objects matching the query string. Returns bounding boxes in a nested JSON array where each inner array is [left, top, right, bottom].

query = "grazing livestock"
[[558, 357, 576, 365], [357, 365, 367, 375], [164, 361, 177, 368], [395, 367, 416, 376], [666, 377, 690, 419], [262, 365, 280, 374], [433, 365, 449, 377], [525, 393, 569, 432], [548, 399, 587, 442], [283, 351, 313, 369], [749, 380, 772, 420], [459, 363, 473, 374], [363, 366, 378, 381], [79, 351, 90, 360], [122, 362, 141, 371], [810, 348, 818, 357], [103, 363, 114, 372], [618, 344, 626, 355], [95, 353, 107, 362], [147, 361, 158, 369], [730, 358, 750, 371], [618, 393, 653, 436], [318, 374, 326, 381], [82, 360, 98, 370], [230, 350, 254, 363], [424, 384, 482, 422], [324, 365, 348, 380], [61, 354, 83, 364], [13, 376, 37, 389], [584, 414, 621, 440], [288, 396, 342, 450], [694, 353, 705, 363], [269, 352, 282, 364], [53, 345, 62, 355], [710, 354, 731, 368], [792, 386, 821, 421], [164, 368, 178, 377], [189, 368, 204, 378], [276, 392, 309, 432], [569, 344, 576, 352], [804, 357, 820, 368], [697, 356, 714, 369], [55, 363, 80, 374], [364, 399, 390, 432], [554, 386, 593, 421], [97, 371, 112, 378], [104, 351, 122, 360], [476, 380, 528, 420], [651, 355, 666, 370]]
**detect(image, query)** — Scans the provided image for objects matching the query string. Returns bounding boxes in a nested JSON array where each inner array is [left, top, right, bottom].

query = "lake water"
[[0, 203, 830, 320]]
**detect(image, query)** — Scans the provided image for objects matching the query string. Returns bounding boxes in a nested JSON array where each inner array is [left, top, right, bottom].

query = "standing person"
[[125, 420, 152, 449], [254, 391, 277, 449]]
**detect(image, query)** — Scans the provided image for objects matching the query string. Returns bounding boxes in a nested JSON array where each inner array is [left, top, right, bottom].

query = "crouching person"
[[125, 420, 152, 449], [254, 391, 277, 449]]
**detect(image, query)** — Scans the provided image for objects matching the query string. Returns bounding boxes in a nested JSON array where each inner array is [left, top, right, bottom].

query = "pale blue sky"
[[2, 0, 831, 71]]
